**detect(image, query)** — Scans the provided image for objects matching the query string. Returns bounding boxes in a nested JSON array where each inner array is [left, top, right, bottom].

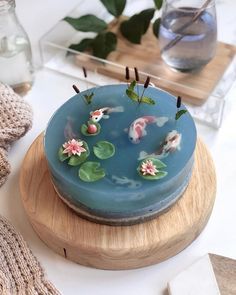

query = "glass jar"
[[0, 0, 33, 94], [159, 0, 217, 72]]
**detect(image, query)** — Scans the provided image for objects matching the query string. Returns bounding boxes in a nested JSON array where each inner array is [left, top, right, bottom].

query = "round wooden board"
[[19, 134, 216, 270]]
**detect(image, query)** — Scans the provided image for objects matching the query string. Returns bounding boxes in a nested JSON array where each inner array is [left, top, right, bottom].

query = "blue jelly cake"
[[44, 83, 196, 225]]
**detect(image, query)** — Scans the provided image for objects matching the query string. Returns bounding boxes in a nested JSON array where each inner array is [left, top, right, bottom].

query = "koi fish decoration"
[[138, 130, 182, 160], [127, 116, 168, 144], [89, 106, 124, 123]]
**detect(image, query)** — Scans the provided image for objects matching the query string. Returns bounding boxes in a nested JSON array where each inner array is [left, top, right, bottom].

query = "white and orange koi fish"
[[127, 116, 168, 144], [138, 130, 182, 160], [89, 106, 124, 123]]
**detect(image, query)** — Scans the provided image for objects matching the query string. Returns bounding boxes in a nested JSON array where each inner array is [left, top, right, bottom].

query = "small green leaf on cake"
[[175, 109, 187, 121], [58, 147, 70, 162], [140, 170, 167, 180], [129, 80, 136, 91], [93, 141, 115, 159], [68, 150, 89, 166], [83, 92, 94, 105], [79, 161, 106, 182], [141, 96, 155, 105], [58, 139, 89, 166], [81, 121, 101, 136], [67, 141, 90, 166], [137, 157, 167, 180], [126, 89, 139, 102]]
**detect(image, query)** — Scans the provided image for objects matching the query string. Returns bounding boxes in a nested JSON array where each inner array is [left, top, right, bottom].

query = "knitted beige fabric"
[[0, 215, 61, 295], [0, 82, 33, 187], [0, 147, 10, 187]]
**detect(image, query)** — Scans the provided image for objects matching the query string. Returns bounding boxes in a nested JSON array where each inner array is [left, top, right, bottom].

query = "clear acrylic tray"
[[39, 0, 236, 128]]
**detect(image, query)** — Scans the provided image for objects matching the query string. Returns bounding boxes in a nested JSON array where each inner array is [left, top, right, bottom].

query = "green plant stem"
[[139, 88, 145, 104]]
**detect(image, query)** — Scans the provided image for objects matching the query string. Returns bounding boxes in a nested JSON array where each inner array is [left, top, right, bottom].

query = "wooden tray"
[[19, 134, 216, 270], [75, 18, 236, 106]]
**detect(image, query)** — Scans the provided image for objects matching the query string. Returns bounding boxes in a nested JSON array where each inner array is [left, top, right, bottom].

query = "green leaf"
[[154, 0, 163, 10], [64, 15, 107, 32], [93, 141, 115, 159], [79, 161, 106, 182], [100, 0, 126, 17], [151, 158, 166, 169], [81, 121, 101, 137], [175, 109, 187, 120], [140, 96, 155, 105], [68, 153, 87, 166], [67, 141, 90, 166], [69, 38, 94, 53], [137, 157, 167, 180], [58, 147, 69, 162], [83, 92, 94, 105], [92, 31, 117, 59], [153, 18, 161, 38], [140, 9, 156, 34], [126, 89, 139, 102], [120, 9, 155, 44], [128, 80, 136, 91], [140, 170, 167, 180]]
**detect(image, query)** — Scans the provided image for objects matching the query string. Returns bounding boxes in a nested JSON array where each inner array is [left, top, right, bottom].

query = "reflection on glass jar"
[[0, 0, 34, 94], [159, 0, 217, 72]]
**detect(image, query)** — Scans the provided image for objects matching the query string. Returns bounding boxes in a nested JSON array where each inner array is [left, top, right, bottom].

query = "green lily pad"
[[79, 161, 105, 182], [81, 121, 101, 136], [137, 157, 167, 180], [58, 141, 89, 166], [93, 141, 115, 159], [58, 146, 70, 162]]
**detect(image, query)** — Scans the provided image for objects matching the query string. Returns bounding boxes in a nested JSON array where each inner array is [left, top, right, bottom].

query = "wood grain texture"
[[75, 18, 236, 106], [209, 254, 236, 295], [19, 134, 216, 270]]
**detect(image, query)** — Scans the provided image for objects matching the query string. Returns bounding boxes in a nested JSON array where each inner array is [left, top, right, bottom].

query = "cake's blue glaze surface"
[[44, 84, 196, 219]]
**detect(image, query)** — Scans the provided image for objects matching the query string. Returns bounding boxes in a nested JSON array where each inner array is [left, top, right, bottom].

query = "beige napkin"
[[0, 215, 61, 294], [0, 82, 33, 187]]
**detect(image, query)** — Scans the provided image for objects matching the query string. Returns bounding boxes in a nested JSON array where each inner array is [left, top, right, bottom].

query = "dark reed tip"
[[72, 84, 80, 93], [144, 76, 150, 88], [82, 67, 87, 78], [125, 66, 130, 80], [134, 67, 139, 82], [177, 96, 182, 108]]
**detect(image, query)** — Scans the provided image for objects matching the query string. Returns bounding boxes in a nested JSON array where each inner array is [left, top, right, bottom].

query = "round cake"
[[44, 83, 196, 225]]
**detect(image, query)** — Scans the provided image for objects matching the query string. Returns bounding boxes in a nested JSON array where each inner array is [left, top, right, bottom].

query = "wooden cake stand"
[[19, 134, 216, 270]]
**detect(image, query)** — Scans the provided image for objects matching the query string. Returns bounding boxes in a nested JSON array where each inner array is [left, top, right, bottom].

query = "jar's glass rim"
[[166, 0, 215, 12]]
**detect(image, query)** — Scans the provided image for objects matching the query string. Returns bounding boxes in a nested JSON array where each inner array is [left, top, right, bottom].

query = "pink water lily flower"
[[62, 139, 86, 157], [140, 159, 158, 176]]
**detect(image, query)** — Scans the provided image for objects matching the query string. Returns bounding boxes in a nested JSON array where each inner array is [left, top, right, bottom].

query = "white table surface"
[[1, 0, 236, 294]]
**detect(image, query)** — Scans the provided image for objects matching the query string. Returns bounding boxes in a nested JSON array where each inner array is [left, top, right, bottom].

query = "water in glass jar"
[[159, 8, 217, 72], [0, 35, 33, 92]]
